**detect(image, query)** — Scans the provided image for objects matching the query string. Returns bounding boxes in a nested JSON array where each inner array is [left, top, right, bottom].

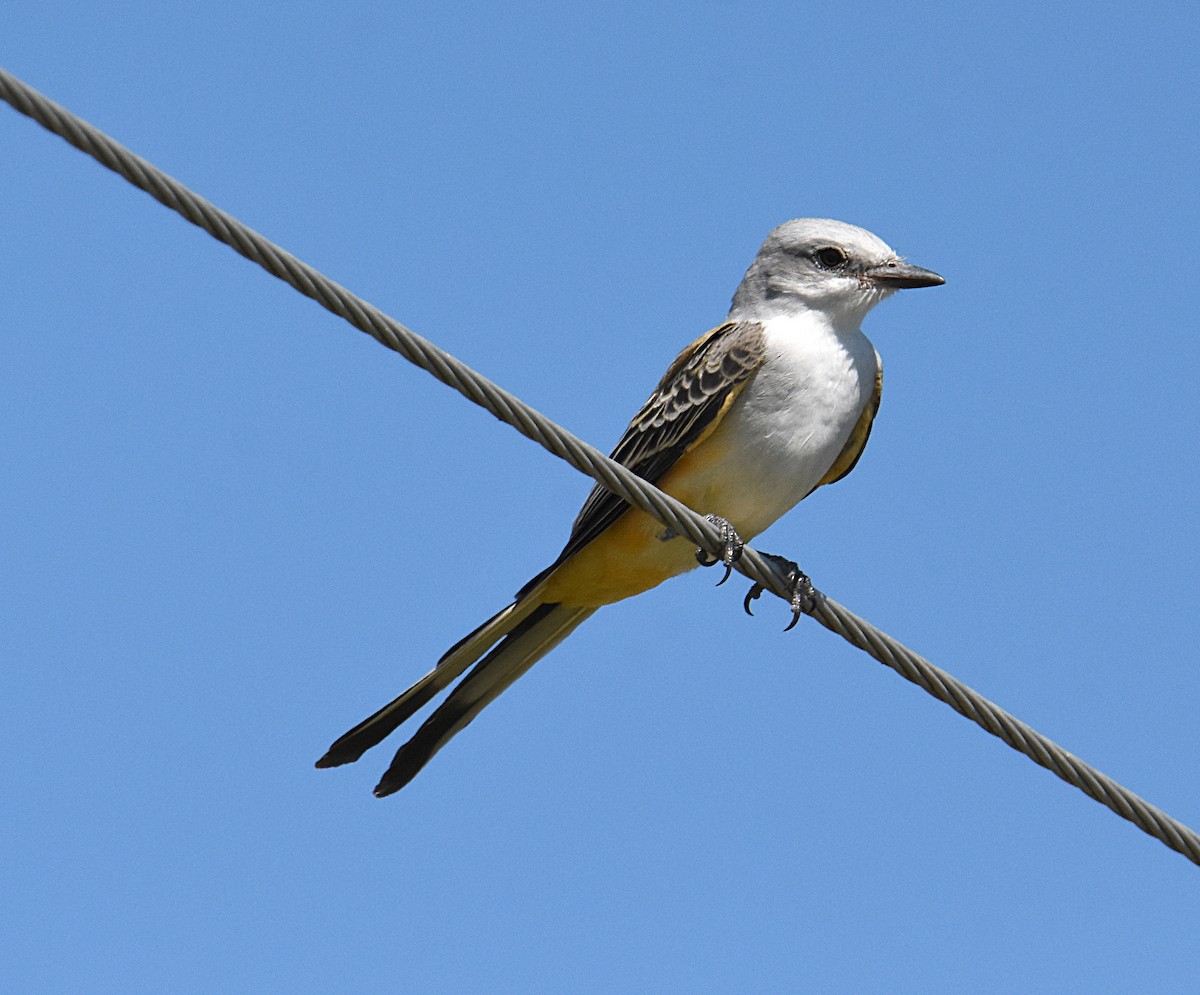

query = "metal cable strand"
[[813, 597, 1200, 862], [4, 66, 1198, 867]]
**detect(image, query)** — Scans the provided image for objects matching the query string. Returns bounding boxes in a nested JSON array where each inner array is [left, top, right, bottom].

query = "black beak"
[[865, 260, 945, 289]]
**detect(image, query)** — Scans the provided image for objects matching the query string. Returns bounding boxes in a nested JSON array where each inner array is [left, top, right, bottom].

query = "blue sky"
[[4, 4, 1199, 992]]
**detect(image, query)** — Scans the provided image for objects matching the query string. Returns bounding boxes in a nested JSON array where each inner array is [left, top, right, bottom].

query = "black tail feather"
[[372, 603, 592, 796], [315, 602, 520, 769]]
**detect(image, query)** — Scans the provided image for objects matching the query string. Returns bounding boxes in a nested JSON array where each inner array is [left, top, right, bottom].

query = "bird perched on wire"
[[317, 218, 944, 796]]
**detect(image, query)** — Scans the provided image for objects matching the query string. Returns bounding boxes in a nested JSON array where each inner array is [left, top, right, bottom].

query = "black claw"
[[743, 583, 763, 616], [695, 514, 744, 585], [743, 553, 816, 630]]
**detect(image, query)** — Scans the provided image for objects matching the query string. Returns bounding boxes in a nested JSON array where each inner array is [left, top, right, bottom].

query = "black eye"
[[814, 246, 847, 269]]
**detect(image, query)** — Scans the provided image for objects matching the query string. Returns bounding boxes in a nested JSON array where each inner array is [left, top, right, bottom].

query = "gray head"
[[728, 218, 944, 323]]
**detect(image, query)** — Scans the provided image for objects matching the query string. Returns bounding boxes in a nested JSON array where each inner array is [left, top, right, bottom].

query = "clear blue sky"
[[4, 5, 1199, 992]]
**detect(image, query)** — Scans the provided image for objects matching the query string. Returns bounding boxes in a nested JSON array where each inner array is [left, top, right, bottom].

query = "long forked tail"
[[315, 595, 596, 793], [316, 597, 538, 770], [372, 603, 596, 796]]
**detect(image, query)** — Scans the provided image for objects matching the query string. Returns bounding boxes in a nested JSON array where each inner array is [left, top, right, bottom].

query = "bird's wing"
[[815, 350, 883, 489], [517, 320, 767, 597]]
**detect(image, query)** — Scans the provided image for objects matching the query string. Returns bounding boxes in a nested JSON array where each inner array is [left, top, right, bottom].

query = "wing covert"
[[517, 321, 766, 596]]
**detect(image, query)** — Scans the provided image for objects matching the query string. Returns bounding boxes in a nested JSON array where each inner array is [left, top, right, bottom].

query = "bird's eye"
[[814, 246, 847, 269]]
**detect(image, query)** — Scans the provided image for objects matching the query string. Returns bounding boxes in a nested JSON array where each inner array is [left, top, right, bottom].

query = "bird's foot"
[[743, 553, 817, 631], [695, 514, 744, 586]]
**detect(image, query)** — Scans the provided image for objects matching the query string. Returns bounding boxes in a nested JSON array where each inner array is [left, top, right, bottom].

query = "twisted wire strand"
[[3, 66, 1197, 866]]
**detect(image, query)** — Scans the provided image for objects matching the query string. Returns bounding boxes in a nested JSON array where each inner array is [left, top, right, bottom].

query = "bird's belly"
[[674, 333, 876, 538]]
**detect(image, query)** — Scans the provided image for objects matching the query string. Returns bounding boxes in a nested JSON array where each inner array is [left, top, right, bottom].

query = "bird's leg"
[[694, 514, 744, 585], [743, 553, 817, 631]]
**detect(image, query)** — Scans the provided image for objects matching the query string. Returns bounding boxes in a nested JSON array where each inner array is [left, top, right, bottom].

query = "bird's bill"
[[865, 261, 945, 289]]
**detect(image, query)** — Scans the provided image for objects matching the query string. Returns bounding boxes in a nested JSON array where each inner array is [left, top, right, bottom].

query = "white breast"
[[707, 313, 879, 538]]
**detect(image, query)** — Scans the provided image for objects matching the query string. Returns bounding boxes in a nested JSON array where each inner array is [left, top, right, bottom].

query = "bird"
[[316, 218, 944, 796]]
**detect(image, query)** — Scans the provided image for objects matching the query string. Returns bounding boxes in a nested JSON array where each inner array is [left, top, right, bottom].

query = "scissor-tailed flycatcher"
[[317, 218, 944, 796]]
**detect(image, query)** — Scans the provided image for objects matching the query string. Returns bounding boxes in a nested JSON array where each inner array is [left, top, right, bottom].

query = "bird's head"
[[729, 218, 944, 324]]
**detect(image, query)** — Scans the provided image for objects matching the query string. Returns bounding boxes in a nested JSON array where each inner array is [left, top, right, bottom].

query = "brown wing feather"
[[516, 321, 766, 598]]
